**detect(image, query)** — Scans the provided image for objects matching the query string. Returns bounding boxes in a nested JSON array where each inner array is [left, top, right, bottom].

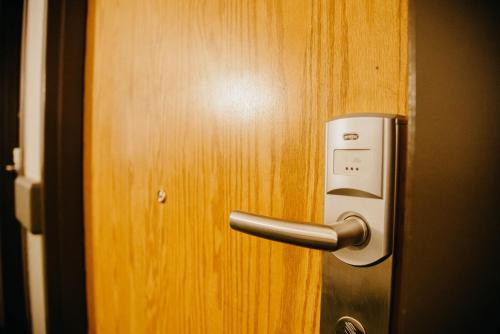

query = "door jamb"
[[43, 1, 88, 332]]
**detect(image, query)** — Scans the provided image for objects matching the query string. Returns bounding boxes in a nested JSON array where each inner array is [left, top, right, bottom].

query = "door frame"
[[42, 0, 88, 332], [393, 0, 500, 332]]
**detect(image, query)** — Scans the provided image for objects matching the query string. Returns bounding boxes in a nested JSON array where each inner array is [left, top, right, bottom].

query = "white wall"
[[20, 0, 48, 333]]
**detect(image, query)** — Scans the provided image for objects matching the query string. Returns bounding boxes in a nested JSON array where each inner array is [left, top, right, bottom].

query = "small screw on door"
[[157, 190, 167, 204]]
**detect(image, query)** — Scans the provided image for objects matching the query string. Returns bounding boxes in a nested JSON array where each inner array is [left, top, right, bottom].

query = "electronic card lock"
[[229, 114, 406, 333]]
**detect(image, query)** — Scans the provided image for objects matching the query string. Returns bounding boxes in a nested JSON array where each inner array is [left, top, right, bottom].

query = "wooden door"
[[84, 1, 407, 332]]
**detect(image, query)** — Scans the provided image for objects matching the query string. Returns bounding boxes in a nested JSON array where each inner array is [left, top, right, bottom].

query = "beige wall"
[[20, 0, 48, 333]]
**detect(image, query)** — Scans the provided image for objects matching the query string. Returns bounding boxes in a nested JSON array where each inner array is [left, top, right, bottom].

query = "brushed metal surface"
[[321, 254, 393, 334], [321, 114, 405, 333], [325, 115, 404, 266], [229, 211, 368, 252]]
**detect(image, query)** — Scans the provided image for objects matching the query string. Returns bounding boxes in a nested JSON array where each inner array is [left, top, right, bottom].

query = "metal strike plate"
[[15, 176, 42, 234]]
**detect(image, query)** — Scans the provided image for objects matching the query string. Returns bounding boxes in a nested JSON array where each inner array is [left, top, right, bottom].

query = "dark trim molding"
[[43, 1, 88, 333]]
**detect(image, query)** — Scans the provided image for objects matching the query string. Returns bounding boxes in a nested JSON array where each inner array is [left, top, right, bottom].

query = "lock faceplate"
[[320, 114, 406, 334], [325, 115, 401, 266]]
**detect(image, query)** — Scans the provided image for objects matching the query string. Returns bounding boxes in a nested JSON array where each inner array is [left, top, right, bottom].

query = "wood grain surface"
[[84, 1, 407, 333]]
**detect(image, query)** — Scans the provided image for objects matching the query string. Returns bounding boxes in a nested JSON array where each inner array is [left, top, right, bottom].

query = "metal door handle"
[[229, 211, 369, 251]]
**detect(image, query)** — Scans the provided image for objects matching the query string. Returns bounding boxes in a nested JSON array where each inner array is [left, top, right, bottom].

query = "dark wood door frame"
[[43, 1, 88, 333], [393, 1, 500, 332]]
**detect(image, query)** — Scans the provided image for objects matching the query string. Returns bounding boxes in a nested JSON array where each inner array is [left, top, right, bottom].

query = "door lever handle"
[[229, 211, 369, 251]]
